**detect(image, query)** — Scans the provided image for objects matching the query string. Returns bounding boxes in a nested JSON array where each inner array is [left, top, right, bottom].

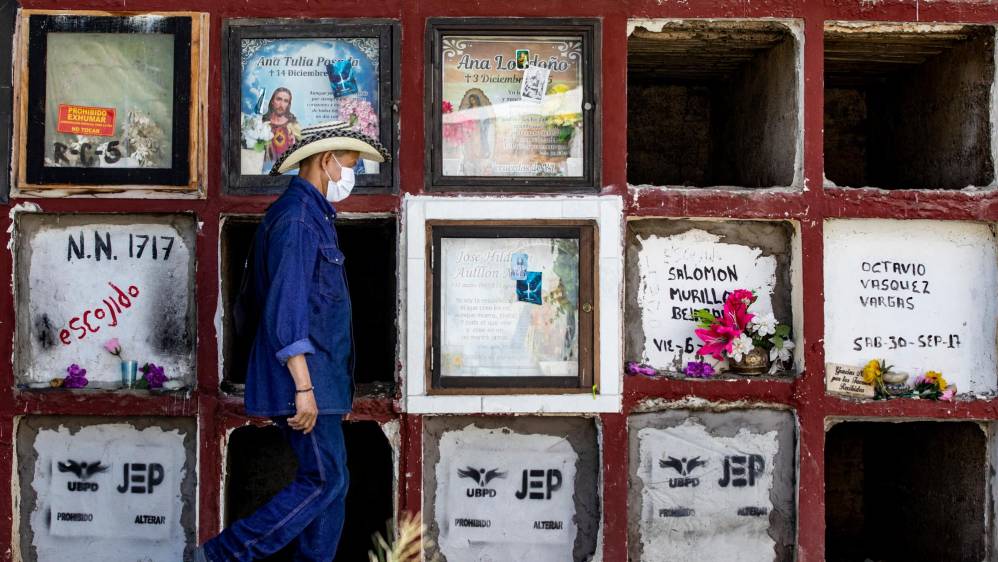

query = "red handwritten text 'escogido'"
[[60, 282, 140, 346]]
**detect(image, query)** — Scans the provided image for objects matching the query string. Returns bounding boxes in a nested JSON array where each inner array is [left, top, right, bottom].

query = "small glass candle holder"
[[120, 360, 138, 388]]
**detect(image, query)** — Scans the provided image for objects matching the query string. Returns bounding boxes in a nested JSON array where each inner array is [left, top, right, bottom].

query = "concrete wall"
[[823, 88, 868, 187], [712, 35, 799, 188], [16, 416, 197, 562], [628, 409, 797, 562], [422, 416, 600, 562], [867, 31, 995, 188], [627, 84, 712, 187]]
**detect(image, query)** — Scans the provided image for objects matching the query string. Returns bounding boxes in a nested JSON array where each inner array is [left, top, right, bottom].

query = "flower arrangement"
[[241, 113, 273, 151], [684, 360, 716, 378], [62, 364, 89, 389], [133, 363, 167, 390], [337, 97, 379, 138], [693, 290, 793, 374], [862, 359, 955, 401], [441, 100, 472, 145]]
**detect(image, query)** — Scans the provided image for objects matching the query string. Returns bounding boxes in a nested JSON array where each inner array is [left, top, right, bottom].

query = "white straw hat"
[[269, 121, 390, 176]]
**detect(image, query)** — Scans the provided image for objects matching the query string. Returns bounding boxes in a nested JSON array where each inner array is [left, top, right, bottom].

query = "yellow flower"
[[862, 360, 882, 384], [548, 83, 571, 95], [925, 371, 947, 390]]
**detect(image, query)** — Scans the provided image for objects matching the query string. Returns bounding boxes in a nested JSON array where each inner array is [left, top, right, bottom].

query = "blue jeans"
[[204, 415, 348, 562]]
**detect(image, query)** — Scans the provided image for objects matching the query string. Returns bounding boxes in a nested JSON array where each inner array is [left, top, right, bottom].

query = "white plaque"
[[636, 229, 778, 370], [824, 220, 998, 394]]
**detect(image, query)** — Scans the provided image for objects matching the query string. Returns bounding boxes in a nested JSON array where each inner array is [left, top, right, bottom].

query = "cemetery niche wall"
[[423, 416, 600, 562], [824, 219, 998, 399], [16, 416, 197, 562], [15, 213, 197, 391], [628, 409, 797, 562], [13, 11, 208, 195], [626, 219, 800, 379]]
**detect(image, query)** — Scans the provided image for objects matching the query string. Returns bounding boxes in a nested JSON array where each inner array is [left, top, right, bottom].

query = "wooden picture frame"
[[222, 19, 399, 195], [425, 18, 601, 192], [426, 220, 598, 394], [12, 10, 208, 196]]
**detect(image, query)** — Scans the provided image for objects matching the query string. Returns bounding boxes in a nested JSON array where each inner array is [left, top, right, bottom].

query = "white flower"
[[730, 334, 754, 362], [749, 313, 778, 337], [769, 338, 796, 362]]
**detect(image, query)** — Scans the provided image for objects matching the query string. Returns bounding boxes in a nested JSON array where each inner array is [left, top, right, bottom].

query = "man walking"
[[195, 122, 389, 561]]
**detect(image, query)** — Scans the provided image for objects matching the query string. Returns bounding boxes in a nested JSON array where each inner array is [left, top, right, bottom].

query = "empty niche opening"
[[221, 216, 398, 397], [824, 23, 996, 189], [224, 421, 395, 561], [627, 21, 799, 188], [825, 421, 987, 562]]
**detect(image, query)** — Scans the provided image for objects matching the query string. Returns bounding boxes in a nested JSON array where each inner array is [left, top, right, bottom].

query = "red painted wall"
[[3, 0, 998, 560]]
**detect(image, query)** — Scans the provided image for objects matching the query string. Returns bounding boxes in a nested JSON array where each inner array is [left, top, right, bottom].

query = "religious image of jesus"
[[262, 87, 302, 173]]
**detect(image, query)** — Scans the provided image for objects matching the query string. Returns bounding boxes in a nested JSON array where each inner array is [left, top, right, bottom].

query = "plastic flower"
[[769, 338, 795, 362], [940, 388, 956, 402], [695, 323, 742, 361], [141, 363, 167, 389], [684, 361, 716, 379], [63, 364, 88, 389], [624, 361, 657, 376], [442, 100, 454, 114], [862, 360, 882, 385], [103, 338, 122, 357], [721, 292, 755, 332], [336, 98, 379, 139], [730, 333, 755, 362], [924, 371, 947, 391], [749, 313, 778, 337]]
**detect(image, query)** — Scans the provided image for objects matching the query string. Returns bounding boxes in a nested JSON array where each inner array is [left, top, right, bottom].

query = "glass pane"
[[439, 236, 580, 378], [440, 35, 584, 178], [239, 38, 381, 176], [44, 32, 175, 169]]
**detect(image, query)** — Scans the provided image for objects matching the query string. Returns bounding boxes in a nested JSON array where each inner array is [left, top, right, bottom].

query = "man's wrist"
[[295, 386, 313, 394]]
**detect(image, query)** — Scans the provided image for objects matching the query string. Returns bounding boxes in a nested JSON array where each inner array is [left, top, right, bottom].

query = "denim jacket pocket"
[[316, 244, 347, 300]]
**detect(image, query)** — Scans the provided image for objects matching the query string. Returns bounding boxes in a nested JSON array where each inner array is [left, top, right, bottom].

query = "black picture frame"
[[425, 18, 601, 192], [23, 14, 193, 187], [222, 19, 400, 195], [428, 221, 596, 392]]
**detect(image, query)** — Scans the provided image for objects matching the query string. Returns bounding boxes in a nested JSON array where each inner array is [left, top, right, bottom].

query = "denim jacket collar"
[[287, 175, 337, 220]]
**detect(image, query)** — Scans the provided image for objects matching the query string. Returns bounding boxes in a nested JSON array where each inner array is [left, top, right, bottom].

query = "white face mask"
[[323, 154, 356, 203]]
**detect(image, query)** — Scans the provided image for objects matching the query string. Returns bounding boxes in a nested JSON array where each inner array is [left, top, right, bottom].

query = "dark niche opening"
[[221, 216, 397, 398], [825, 421, 987, 562], [224, 420, 395, 561], [824, 24, 995, 189], [627, 21, 799, 188]]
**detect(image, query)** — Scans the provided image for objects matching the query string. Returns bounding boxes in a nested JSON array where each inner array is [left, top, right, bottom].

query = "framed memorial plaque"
[[223, 19, 399, 194], [14, 11, 207, 193], [427, 221, 597, 392], [426, 19, 600, 191]]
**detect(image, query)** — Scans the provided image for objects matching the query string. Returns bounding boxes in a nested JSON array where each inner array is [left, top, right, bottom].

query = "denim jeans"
[[203, 415, 348, 562]]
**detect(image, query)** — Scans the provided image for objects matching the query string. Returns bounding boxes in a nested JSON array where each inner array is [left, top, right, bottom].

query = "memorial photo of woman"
[[457, 89, 495, 175]]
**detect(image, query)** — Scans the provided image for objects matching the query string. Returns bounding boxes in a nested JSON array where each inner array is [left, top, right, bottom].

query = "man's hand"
[[288, 390, 318, 433]]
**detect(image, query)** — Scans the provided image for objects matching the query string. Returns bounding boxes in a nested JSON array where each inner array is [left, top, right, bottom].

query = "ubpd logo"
[[457, 466, 506, 498]]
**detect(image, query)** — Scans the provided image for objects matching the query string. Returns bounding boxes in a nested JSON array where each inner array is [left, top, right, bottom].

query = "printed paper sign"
[[825, 363, 875, 398], [520, 66, 551, 103], [56, 104, 117, 137], [637, 420, 779, 560], [49, 445, 178, 539], [443, 449, 575, 546]]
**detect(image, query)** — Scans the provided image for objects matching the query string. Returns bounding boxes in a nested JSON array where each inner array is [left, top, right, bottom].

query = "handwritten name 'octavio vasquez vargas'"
[[60, 282, 140, 345]]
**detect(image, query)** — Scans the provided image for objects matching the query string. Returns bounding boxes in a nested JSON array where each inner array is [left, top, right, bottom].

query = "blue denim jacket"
[[244, 176, 354, 416]]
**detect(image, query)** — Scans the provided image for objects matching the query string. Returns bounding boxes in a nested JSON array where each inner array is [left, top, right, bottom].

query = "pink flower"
[[442, 100, 454, 114], [721, 297, 755, 332], [103, 338, 122, 356], [695, 323, 742, 361], [940, 388, 956, 402]]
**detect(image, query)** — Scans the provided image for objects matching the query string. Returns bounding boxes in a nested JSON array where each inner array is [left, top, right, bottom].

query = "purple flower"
[[63, 364, 88, 389], [141, 363, 167, 389], [684, 361, 716, 379], [625, 361, 657, 376]]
